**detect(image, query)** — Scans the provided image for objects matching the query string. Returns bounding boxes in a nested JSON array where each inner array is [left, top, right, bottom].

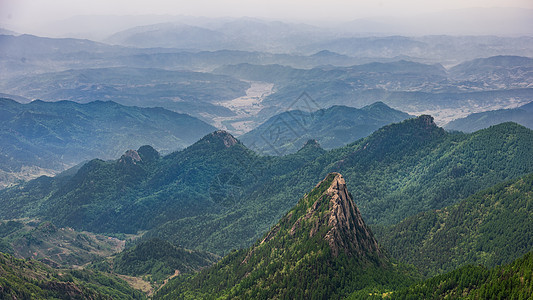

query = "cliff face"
[[287, 172, 382, 258], [322, 173, 382, 257]]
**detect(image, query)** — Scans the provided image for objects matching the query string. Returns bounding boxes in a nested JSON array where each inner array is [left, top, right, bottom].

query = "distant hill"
[[106, 23, 229, 49], [214, 61, 533, 124], [449, 55, 533, 89], [303, 35, 533, 63], [0, 67, 248, 119], [374, 172, 533, 277], [0, 251, 145, 299], [239, 102, 411, 155], [104, 18, 327, 53], [445, 101, 533, 132], [0, 98, 215, 187], [154, 173, 416, 299], [0, 34, 121, 57], [393, 251, 533, 299]]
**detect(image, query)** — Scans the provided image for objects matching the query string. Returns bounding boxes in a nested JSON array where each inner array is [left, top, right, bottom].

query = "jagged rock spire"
[[321, 173, 381, 257]]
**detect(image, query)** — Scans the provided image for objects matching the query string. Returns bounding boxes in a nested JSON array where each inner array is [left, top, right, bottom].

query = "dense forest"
[[375, 172, 533, 276], [392, 251, 533, 299], [0, 252, 145, 299]]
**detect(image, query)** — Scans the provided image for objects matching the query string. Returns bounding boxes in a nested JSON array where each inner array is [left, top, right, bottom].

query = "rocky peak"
[[321, 173, 382, 257], [196, 130, 239, 149], [303, 139, 320, 148], [258, 173, 383, 260], [418, 115, 436, 128], [213, 130, 239, 147], [119, 149, 142, 164]]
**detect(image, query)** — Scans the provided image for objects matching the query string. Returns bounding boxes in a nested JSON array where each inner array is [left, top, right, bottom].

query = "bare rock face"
[[196, 130, 239, 149], [259, 172, 383, 260], [119, 149, 142, 164], [322, 173, 382, 257], [212, 130, 239, 148]]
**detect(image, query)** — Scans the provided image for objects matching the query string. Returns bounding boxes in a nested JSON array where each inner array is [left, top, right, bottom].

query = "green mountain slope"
[[0, 251, 145, 299], [374, 172, 533, 277], [239, 102, 411, 155], [92, 238, 218, 283], [0, 219, 124, 268], [0, 98, 216, 188], [154, 173, 416, 299], [0, 131, 326, 252], [140, 118, 533, 256], [392, 251, 533, 299], [445, 101, 533, 132]]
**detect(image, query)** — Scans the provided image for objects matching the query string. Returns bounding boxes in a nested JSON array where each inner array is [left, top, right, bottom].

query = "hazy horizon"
[[1, 0, 533, 38]]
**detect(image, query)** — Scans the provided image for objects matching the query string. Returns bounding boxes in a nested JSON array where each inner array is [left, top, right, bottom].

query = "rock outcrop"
[[322, 173, 381, 257]]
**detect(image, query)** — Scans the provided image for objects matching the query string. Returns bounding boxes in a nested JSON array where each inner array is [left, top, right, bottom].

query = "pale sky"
[[1, 0, 532, 34]]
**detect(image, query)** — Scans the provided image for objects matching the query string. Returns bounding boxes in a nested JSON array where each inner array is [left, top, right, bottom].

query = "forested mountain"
[[445, 101, 533, 132], [1, 117, 532, 258], [392, 251, 533, 299], [91, 238, 218, 283], [374, 172, 533, 276], [154, 173, 416, 299], [239, 102, 411, 155], [0, 98, 216, 188], [0, 252, 145, 299]]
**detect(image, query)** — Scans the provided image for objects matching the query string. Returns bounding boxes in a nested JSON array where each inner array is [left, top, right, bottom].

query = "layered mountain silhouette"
[[0, 98, 215, 188], [155, 173, 413, 299], [239, 102, 411, 155]]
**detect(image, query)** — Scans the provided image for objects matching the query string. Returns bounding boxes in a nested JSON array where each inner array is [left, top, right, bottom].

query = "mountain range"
[[1, 13, 532, 298], [214, 57, 533, 124], [1, 116, 531, 259], [0, 98, 215, 188], [0, 117, 531, 298], [0, 67, 248, 120]]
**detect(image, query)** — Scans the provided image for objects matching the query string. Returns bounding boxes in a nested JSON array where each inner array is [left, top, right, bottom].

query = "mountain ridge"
[[0, 98, 216, 188], [239, 102, 411, 155]]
